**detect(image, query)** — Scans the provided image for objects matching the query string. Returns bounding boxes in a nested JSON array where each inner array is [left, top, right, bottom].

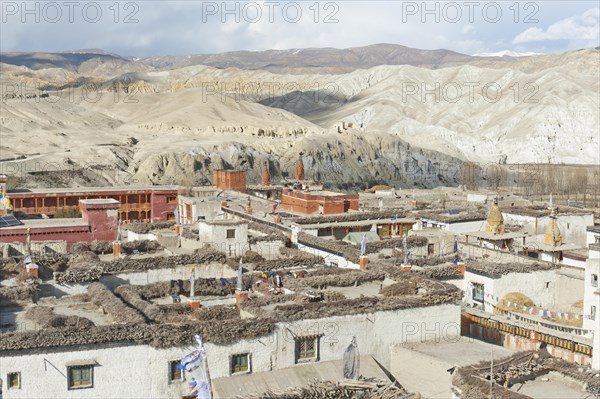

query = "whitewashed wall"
[[0, 304, 460, 398], [503, 213, 593, 247], [591, 245, 600, 370], [198, 222, 248, 257], [40, 264, 237, 298], [587, 230, 600, 246], [553, 268, 585, 310], [126, 232, 157, 242], [297, 243, 359, 269], [99, 263, 237, 289], [415, 219, 485, 234], [561, 255, 587, 269], [583, 255, 600, 333], [464, 270, 558, 312], [446, 220, 487, 234], [1, 241, 67, 258]]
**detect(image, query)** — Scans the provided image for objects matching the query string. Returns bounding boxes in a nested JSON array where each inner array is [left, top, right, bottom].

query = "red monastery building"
[[0, 198, 120, 251], [6, 186, 178, 223], [281, 189, 359, 215]]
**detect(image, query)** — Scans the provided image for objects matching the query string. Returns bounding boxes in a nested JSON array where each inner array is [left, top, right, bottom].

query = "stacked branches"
[[24, 306, 94, 328], [103, 251, 226, 274], [450, 351, 600, 399], [293, 210, 407, 225], [126, 221, 176, 234], [114, 285, 173, 323], [194, 305, 239, 321], [240, 378, 413, 399], [55, 266, 103, 284], [87, 283, 145, 324], [365, 236, 428, 254], [130, 277, 237, 300], [0, 285, 37, 303], [53, 250, 227, 284], [72, 240, 163, 255], [466, 261, 561, 278], [253, 256, 325, 271], [248, 222, 289, 244], [284, 269, 386, 291]]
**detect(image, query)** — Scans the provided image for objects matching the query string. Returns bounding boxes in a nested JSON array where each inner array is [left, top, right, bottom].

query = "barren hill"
[[1, 45, 598, 189]]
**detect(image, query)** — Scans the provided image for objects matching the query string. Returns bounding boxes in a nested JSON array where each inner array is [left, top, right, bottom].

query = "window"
[[592, 306, 597, 321], [295, 336, 319, 363], [472, 283, 484, 303], [167, 196, 177, 204], [226, 229, 236, 239], [230, 353, 250, 375], [592, 274, 598, 287], [7, 372, 20, 389], [427, 244, 435, 255], [67, 365, 93, 390], [168, 361, 183, 382]]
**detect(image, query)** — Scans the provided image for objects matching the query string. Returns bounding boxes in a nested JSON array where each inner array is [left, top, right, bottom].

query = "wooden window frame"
[[168, 360, 184, 382], [472, 283, 484, 303], [67, 365, 93, 390], [295, 336, 319, 363], [7, 372, 21, 390], [230, 353, 251, 375]]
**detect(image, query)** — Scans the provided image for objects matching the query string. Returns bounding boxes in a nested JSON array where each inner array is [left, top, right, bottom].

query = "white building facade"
[[503, 212, 594, 247], [197, 220, 249, 257], [1, 304, 460, 398], [584, 242, 600, 370]]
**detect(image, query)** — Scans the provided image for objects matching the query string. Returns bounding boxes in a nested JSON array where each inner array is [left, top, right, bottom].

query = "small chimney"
[[189, 299, 201, 313], [112, 241, 122, 258], [359, 256, 369, 271], [235, 290, 249, 310], [457, 262, 465, 276], [26, 263, 39, 278]]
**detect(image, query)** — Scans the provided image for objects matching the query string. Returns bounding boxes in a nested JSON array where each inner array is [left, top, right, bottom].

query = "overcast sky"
[[1, 1, 598, 57]]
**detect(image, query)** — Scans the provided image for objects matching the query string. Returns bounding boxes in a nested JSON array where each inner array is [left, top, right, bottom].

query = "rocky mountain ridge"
[[1, 45, 598, 189]]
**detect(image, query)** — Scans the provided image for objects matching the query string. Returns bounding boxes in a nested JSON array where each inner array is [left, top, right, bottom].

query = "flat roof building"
[[0, 198, 120, 252], [281, 189, 359, 216], [7, 185, 178, 223]]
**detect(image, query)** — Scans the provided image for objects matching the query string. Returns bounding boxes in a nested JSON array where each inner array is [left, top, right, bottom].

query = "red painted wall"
[[281, 189, 359, 215], [213, 170, 247, 193], [0, 201, 119, 250], [151, 192, 177, 223], [8, 188, 178, 222]]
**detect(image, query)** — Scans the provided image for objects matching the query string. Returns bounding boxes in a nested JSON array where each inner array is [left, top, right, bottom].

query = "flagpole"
[[190, 267, 196, 298], [490, 345, 494, 398], [25, 226, 32, 264], [206, 354, 214, 399]]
